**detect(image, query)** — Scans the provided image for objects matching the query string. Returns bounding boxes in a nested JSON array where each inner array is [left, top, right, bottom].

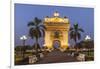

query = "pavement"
[[36, 50, 78, 64], [15, 50, 78, 65]]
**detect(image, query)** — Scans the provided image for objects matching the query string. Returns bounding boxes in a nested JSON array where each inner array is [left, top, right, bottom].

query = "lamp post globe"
[[20, 35, 27, 59], [85, 35, 91, 41]]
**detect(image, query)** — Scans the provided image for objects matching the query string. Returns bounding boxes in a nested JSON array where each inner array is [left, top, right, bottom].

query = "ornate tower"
[[43, 11, 70, 51]]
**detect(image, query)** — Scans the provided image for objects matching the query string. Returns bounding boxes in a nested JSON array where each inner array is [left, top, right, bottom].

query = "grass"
[[15, 53, 33, 63], [64, 48, 94, 61]]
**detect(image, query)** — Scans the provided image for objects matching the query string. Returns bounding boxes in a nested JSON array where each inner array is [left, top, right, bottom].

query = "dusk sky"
[[15, 3, 94, 46]]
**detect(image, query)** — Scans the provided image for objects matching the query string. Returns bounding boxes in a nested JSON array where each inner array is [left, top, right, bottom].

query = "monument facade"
[[44, 11, 70, 51]]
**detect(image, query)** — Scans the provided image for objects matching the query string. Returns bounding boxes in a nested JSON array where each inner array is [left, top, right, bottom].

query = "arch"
[[52, 40, 61, 49]]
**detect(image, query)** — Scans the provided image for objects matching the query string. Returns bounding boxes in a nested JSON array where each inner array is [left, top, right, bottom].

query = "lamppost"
[[84, 35, 91, 56], [20, 35, 27, 59], [85, 35, 91, 41]]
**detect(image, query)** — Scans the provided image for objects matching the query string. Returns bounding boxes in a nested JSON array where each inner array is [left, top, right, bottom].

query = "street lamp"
[[85, 35, 91, 41], [84, 35, 91, 56], [20, 35, 27, 59]]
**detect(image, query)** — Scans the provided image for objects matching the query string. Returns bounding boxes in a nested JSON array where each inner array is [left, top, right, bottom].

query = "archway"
[[53, 40, 61, 50]]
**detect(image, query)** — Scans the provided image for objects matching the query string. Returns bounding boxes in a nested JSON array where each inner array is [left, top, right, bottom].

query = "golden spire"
[[53, 11, 59, 17]]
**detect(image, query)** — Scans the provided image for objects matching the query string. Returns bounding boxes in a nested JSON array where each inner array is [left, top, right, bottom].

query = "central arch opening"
[[53, 40, 61, 50]]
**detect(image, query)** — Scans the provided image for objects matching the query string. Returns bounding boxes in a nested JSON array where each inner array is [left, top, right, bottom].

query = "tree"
[[27, 17, 46, 53], [70, 23, 84, 47]]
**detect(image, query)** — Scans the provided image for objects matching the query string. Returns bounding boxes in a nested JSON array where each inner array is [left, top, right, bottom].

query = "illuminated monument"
[[44, 11, 70, 51]]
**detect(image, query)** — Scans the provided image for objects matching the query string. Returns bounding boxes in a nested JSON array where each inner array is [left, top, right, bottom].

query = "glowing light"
[[20, 35, 27, 40], [85, 35, 91, 40], [54, 11, 59, 17]]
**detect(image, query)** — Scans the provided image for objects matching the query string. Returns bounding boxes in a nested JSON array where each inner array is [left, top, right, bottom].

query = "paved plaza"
[[36, 50, 78, 64]]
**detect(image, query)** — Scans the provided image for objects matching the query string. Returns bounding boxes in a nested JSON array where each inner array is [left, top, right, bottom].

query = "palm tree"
[[27, 17, 46, 53], [70, 23, 84, 47]]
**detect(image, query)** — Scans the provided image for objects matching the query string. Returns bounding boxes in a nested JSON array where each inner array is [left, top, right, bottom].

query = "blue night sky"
[[15, 3, 94, 46]]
